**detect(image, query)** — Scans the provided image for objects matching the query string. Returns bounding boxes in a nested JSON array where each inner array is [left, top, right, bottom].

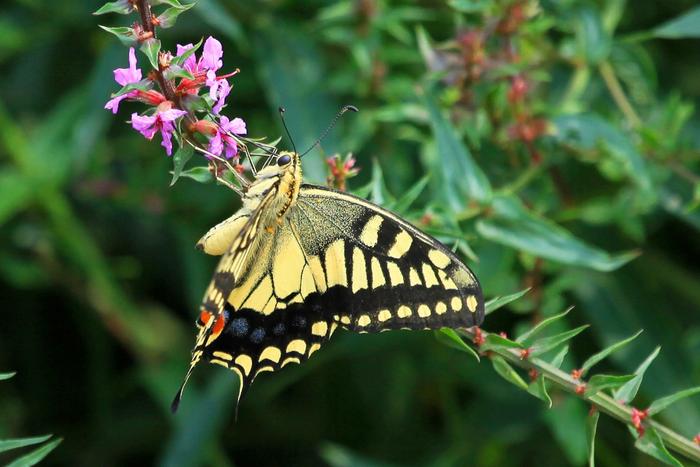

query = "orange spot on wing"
[[210, 313, 227, 340], [198, 310, 213, 327]]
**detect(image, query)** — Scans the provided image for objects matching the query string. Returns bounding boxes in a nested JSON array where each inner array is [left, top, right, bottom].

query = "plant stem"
[[599, 60, 642, 129], [460, 327, 700, 464]]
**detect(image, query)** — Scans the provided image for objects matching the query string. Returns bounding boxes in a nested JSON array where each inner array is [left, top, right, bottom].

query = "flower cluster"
[[326, 153, 359, 191], [105, 36, 246, 159]]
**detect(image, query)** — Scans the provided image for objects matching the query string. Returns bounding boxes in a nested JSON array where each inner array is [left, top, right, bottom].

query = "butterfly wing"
[[201, 184, 484, 395]]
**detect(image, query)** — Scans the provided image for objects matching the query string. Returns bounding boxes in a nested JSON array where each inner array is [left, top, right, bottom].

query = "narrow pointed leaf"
[[587, 411, 600, 467], [93, 1, 132, 15], [491, 356, 528, 390], [551, 345, 569, 369], [527, 375, 552, 408], [614, 346, 661, 403], [581, 330, 643, 376], [517, 307, 572, 345], [586, 374, 636, 395], [389, 175, 429, 214], [485, 288, 531, 315], [435, 329, 479, 362], [140, 38, 162, 70], [652, 6, 700, 39], [477, 195, 639, 271], [179, 166, 213, 184], [369, 159, 394, 205], [98, 25, 136, 46], [170, 144, 194, 186], [157, 3, 196, 28], [5, 438, 62, 467], [647, 386, 700, 416], [633, 426, 683, 467], [163, 65, 194, 81], [171, 38, 203, 67], [0, 435, 52, 454], [423, 86, 492, 211], [480, 333, 525, 352], [530, 325, 589, 357]]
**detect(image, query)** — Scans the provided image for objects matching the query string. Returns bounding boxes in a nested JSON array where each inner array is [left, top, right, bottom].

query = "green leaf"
[[491, 356, 528, 390], [586, 411, 599, 467], [581, 330, 643, 376], [153, 0, 185, 6], [157, 2, 196, 28], [388, 175, 429, 214], [652, 6, 700, 39], [163, 65, 194, 82], [613, 346, 661, 403], [170, 38, 203, 67], [530, 325, 590, 357], [573, 7, 611, 64], [527, 374, 552, 408], [0, 371, 16, 380], [647, 386, 700, 416], [140, 38, 162, 70], [109, 79, 152, 98], [423, 86, 492, 211], [93, 0, 132, 15], [435, 329, 479, 362], [0, 170, 33, 226], [485, 288, 531, 315], [517, 308, 572, 345], [5, 437, 62, 467], [0, 435, 52, 454], [553, 114, 653, 193], [551, 345, 569, 369], [585, 374, 635, 395], [369, 159, 394, 205], [98, 25, 136, 46], [447, 0, 492, 13], [633, 426, 683, 467], [179, 166, 213, 184], [477, 195, 639, 272], [480, 333, 525, 353], [170, 144, 195, 186]]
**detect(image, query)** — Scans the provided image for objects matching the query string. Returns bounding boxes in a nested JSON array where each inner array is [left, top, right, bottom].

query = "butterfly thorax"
[[242, 151, 302, 233]]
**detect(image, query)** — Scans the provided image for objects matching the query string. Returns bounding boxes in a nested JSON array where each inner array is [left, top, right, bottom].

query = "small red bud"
[[571, 369, 583, 380], [693, 434, 700, 445], [499, 331, 508, 339], [575, 384, 586, 395], [519, 348, 531, 360], [589, 405, 597, 417], [191, 119, 218, 136], [473, 327, 484, 347], [528, 368, 538, 381], [630, 408, 649, 437], [508, 75, 528, 103]]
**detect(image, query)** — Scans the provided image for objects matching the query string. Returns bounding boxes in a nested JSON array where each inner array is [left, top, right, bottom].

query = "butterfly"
[[171, 113, 485, 412]]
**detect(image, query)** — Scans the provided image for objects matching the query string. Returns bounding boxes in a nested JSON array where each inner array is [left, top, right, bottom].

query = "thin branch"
[[599, 61, 642, 129], [460, 327, 700, 464]]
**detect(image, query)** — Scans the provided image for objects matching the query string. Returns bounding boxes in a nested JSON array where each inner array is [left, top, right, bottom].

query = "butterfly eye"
[[277, 154, 291, 166]]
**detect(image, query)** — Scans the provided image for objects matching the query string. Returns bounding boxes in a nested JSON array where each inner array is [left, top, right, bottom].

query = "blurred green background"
[[1, 0, 700, 465]]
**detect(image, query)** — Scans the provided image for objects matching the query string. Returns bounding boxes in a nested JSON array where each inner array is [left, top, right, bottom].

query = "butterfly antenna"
[[300, 105, 358, 158], [278, 107, 297, 154]]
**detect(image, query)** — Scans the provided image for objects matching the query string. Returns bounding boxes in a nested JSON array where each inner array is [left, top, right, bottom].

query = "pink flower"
[[105, 47, 143, 114], [208, 116, 246, 159], [177, 36, 223, 77], [212, 79, 231, 114], [131, 106, 188, 156]]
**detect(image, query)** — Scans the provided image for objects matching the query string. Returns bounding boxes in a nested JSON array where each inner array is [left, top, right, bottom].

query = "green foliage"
[[1, 0, 699, 465]]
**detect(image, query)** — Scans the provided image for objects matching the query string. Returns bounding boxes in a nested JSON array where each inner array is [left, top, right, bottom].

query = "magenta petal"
[[114, 47, 142, 86], [176, 43, 197, 74], [224, 117, 247, 135], [223, 136, 238, 159], [160, 126, 174, 156], [201, 36, 223, 72], [212, 80, 231, 114], [208, 131, 224, 158], [131, 113, 157, 139], [105, 94, 128, 114], [159, 108, 188, 122]]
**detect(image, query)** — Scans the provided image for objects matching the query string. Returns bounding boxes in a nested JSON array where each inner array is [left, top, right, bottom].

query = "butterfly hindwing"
[[291, 184, 485, 332]]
